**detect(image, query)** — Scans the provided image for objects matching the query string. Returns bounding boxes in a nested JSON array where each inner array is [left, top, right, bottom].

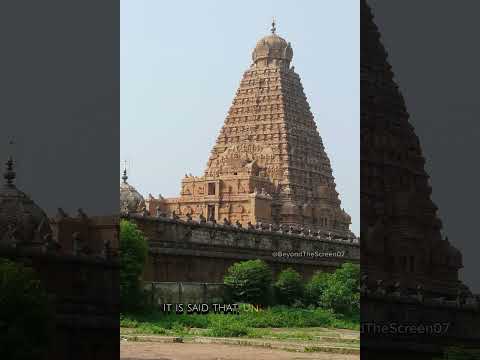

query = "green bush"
[[434, 347, 480, 360], [120, 219, 149, 312], [223, 260, 273, 305], [321, 263, 360, 314], [0, 258, 54, 360], [207, 316, 250, 337], [304, 271, 329, 306], [433, 347, 480, 360], [305, 263, 360, 315], [274, 268, 303, 305], [170, 322, 190, 336]]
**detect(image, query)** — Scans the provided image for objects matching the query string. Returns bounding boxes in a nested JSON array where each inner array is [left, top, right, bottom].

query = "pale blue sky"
[[121, 0, 359, 234]]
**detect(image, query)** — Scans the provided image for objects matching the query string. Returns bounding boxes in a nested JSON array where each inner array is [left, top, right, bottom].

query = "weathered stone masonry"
[[126, 213, 359, 283]]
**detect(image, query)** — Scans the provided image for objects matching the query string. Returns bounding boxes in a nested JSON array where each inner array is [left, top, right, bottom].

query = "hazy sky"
[[121, 0, 359, 234]]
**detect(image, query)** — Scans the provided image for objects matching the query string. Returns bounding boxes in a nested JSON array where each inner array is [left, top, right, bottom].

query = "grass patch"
[[121, 306, 359, 338], [207, 318, 250, 337], [247, 328, 316, 341]]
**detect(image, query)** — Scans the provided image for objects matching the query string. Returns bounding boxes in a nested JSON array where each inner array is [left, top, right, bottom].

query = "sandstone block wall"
[[146, 282, 225, 306], [128, 214, 359, 283]]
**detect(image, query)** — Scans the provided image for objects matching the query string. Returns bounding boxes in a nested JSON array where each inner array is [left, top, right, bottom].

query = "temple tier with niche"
[[147, 22, 354, 238]]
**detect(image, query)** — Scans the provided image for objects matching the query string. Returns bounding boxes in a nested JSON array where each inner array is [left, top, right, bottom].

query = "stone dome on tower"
[[252, 19, 293, 67], [120, 168, 145, 214], [0, 156, 52, 246]]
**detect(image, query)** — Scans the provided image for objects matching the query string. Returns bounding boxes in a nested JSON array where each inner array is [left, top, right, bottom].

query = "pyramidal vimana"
[[123, 21, 354, 239]]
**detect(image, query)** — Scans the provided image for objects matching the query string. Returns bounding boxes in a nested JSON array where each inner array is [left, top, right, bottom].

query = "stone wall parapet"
[[126, 213, 360, 247]]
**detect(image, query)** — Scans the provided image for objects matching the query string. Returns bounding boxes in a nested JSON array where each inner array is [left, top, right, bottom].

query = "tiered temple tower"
[[148, 21, 353, 238], [361, 1, 464, 296]]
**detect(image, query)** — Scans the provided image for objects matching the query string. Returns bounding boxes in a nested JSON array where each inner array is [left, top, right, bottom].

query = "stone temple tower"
[[149, 21, 353, 238], [361, 1, 464, 296]]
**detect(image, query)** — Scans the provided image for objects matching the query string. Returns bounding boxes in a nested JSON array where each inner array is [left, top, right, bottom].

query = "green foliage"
[[304, 271, 329, 305], [207, 317, 250, 337], [223, 260, 273, 305], [274, 268, 303, 305], [305, 263, 360, 315], [321, 263, 360, 314], [170, 322, 189, 336], [0, 258, 54, 360], [120, 219, 149, 312], [120, 305, 359, 338], [434, 347, 480, 360]]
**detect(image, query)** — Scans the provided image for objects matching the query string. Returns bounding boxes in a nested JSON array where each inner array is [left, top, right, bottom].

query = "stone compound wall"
[[146, 282, 225, 306], [127, 214, 359, 283], [50, 213, 119, 254], [361, 285, 480, 358], [0, 246, 119, 360]]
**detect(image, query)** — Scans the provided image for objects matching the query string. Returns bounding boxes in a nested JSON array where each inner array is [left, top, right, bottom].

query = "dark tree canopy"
[[0, 258, 54, 360]]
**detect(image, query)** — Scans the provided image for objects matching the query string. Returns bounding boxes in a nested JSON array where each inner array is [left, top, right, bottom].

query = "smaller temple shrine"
[[0, 156, 53, 249], [120, 168, 145, 214], [119, 165, 360, 285]]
